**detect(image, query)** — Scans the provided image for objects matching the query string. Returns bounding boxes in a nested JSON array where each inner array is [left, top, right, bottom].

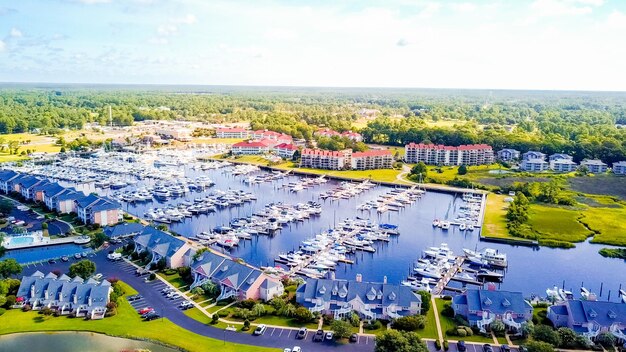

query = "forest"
[[1, 85, 625, 163]]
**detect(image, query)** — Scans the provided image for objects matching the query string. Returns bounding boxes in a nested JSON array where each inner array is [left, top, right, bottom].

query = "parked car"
[[292, 347, 301, 352], [47, 259, 56, 264], [283, 349, 291, 352], [325, 331, 334, 341], [500, 345, 510, 352], [167, 292, 181, 300], [144, 312, 160, 321], [92, 273, 104, 281], [74, 253, 82, 259], [136, 268, 149, 276], [457, 340, 466, 352], [349, 333, 358, 343], [127, 294, 143, 302], [138, 307, 154, 315], [253, 324, 267, 336], [61, 256, 69, 262], [483, 344, 494, 352], [296, 328, 307, 339], [179, 301, 193, 310], [313, 329, 324, 342]]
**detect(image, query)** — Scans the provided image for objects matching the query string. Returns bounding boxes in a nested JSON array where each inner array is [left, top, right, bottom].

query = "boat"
[[414, 264, 443, 279], [580, 287, 597, 301], [619, 289, 626, 303], [476, 269, 504, 281], [546, 286, 560, 300], [559, 288, 574, 300], [463, 248, 508, 267], [459, 223, 467, 231], [401, 278, 432, 292], [440, 221, 450, 230], [73, 235, 91, 244]]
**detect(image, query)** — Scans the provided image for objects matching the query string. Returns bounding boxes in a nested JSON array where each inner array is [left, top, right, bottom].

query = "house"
[[497, 149, 520, 162], [548, 300, 626, 343], [0, 169, 20, 194], [75, 194, 121, 226], [341, 131, 363, 142], [103, 222, 145, 239], [16, 271, 111, 320], [549, 153, 573, 162], [215, 127, 250, 139], [296, 277, 422, 320], [6, 174, 32, 194], [250, 130, 293, 144], [404, 143, 494, 166], [54, 189, 85, 214], [550, 159, 578, 173], [520, 151, 549, 172], [189, 250, 283, 301], [18, 175, 46, 200], [452, 289, 533, 334], [581, 159, 608, 174], [274, 143, 298, 159], [315, 128, 341, 138], [231, 140, 270, 155], [133, 226, 192, 268], [351, 150, 394, 170], [42, 184, 71, 211], [33, 181, 62, 203], [300, 148, 351, 170], [613, 161, 626, 175]]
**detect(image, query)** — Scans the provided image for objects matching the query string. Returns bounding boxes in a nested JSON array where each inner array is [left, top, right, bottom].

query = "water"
[[9, 236, 34, 246], [3, 244, 93, 264], [67, 165, 626, 300], [0, 332, 177, 352]]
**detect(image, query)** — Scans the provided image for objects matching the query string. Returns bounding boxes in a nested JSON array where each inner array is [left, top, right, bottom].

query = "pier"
[[432, 256, 466, 295]]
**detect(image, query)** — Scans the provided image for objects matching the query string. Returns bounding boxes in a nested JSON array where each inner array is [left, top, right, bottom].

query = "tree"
[[416, 290, 431, 314], [457, 164, 468, 175], [532, 325, 560, 347], [0, 259, 22, 279], [525, 341, 555, 352], [596, 332, 616, 348], [556, 327, 578, 348], [0, 199, 13, 215], [278, 303, 296, 317], [201, 281, 220, 298], [68, 259, 96, 279], [252, 303, 266, 317], [293, 306, 313, 323], [375, 330, 429, 352], [91, 231, 108, 249], [521, 321, 535, 338], [392, 315, 426, 331], [330, 319, 352, 339], [410, 162, 428, 178], [490, 320, 505, 333]]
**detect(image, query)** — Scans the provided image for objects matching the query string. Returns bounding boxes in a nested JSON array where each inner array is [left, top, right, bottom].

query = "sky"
[[1, 0, 626, 91]]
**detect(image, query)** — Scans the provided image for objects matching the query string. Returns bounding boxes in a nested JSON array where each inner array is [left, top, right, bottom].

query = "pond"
[[0, 332, 178, 352]]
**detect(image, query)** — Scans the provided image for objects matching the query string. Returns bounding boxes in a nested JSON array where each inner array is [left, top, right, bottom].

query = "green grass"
[[274, 165, 404, 183], [0, 281, 277, 352], [583, 206, 626, 246], [481, 193, 509, 239], [417, 304, 440, 339], [158, 272, 188, 289], [527, 204, 592, 243], [435, 299, 495, 344], [0, 153, 28, 163]]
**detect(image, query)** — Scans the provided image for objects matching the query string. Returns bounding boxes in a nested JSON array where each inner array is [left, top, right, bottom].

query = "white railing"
[[477, 313, 494, 333], [216, 288, 237, 301], [359, 306, 375, 320], [387, 309, 402, 319], [610, 324, 626, 340], [333, 306, 352, 319], [309, 304, 325, 313], [503, 313, 521, 331]]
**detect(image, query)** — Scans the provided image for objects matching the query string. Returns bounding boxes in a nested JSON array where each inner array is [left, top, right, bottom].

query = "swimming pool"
[[3, 244, 93, 264], [9, 236, 34, 246]]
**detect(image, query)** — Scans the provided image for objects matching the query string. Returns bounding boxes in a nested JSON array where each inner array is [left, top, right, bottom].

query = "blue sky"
[[1, 0, 626, 90]]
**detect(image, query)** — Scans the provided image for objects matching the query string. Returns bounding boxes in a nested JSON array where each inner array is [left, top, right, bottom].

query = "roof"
[[274, 143, 298, 151], [17, 271, 111, 307], [302, 148, 347, 157], [549, 153, 573, 160], [103, 222, 145, 238], [352, 150, 392, 158], [497, 149, 519, 153], [40, 183, 66, 197], [565, 300, 626, 327], [134, 226, 186, 259], [462, 289, 531, 315], [75, 194, 119, 212], [260, 278, 281, 290], [0, 169, 19, 182], [232, 140, 270, 148], [191, 250, 268, 291], [552, 159, 577, 165], [581, 159, 607, 166], [76, 194, 101, 208], [57, 189, 84, 201], [216, 127, 248, 133], [613, 161, 626, 167], [18, 175, 43, 189]]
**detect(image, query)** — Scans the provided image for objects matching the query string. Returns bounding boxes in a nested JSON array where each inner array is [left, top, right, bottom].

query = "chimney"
[[356, 273, 362, 283], [383, 276, 388, 284]]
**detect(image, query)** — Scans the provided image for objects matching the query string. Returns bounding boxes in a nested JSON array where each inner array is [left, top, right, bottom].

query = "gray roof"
[[134, 226, 186, 259], [17, 271, 111, 308], [613, 161, 626, 167], [565, 300, 626, 327], [192, 251, 265, 291], [103, 222, 145, 238], [0, 169, 19, 182], [581, 159, 607, 166], [459, 289, 531, 315]]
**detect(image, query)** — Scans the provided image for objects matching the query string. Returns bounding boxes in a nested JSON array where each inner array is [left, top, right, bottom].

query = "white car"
[[283, 349, 291, 352], [167, 292, 181, 300], [253, 324, 267, 336], [92, 273, 104, 281], [292, 347, 301, 352]]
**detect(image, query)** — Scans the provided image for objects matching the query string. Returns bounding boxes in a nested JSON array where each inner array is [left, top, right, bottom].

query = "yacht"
[[559, 288, 574, 301], [414, 264, 443, 279], [459, 223, 467, 231], [580, 287, 597, 301], [440, 221, 451, 230], [463, 248, 508, 267], [432, 219, 440, 227], [476, 269, 504, 281]]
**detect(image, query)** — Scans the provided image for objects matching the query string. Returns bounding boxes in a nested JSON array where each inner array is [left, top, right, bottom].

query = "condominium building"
[[215, 127, 250, 139], [404, 143, 494, 166], [520, 151, 549, 172], [250, 130, 293, 144], [274, 143, 298, 159], [551, 159, 578, 173], [351, 150, 393, 170], [497, 149, 520, 162], [613, 161, 626, 175], [231, 140, 270, 155], [300, 149, 351, 170], [581, 159, 608, 174]]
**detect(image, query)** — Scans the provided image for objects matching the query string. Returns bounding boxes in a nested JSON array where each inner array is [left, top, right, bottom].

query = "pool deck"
[[3, 236, 90, 250]]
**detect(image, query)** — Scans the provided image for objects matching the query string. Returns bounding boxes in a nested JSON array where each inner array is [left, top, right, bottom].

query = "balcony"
[[476, 313, 495, 334], [309, 303, 325, 313], [333, 306, 352, 319], [502, 313, 522, 331], [610, 324, 626, 340]]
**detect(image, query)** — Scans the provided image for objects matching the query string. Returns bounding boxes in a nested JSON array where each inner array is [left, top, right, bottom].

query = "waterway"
[[0, 332, 178, 352], [61, 164, 626, 301]]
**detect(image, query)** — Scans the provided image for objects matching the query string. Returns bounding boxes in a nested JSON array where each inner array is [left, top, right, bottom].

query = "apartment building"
[[404, 143, 494, 166], [351, 150, 393, 170], [300, 149, 351, 170]]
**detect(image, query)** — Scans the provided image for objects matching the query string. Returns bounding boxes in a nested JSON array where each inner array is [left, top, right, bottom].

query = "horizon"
[[2, 0, 626, 91]]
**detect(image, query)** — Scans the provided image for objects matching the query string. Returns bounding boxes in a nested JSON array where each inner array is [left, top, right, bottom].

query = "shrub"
[[435, 340, 441, 350], [443, 340, 449, 351], [239, 299, 256, 310], [242, 319, 250, 331], [441, 303, 454, 317], [218, 310, 229, 318], [366, 320, 382, 330], [211, 314, 219, 324], [456, 328, 467, 337], [148, 273, 156, 281], [21, 304, 31, 312], [392, 315, 426, 331], [441, 295, 453, 301], [454, 314, 469, 326]]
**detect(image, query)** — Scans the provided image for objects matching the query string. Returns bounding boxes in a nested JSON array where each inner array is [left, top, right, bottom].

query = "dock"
[[432, 256, 466, 295]]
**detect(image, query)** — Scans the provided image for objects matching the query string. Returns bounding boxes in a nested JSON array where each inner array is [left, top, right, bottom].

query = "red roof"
[[316, 128, 340, 136], [217, 127, 248, 133], [341, 131, 361, 137], [275, 143, 298, 151], [302, 148, 345, 157], [352, 150, 392, 158], [232, 140, 269, 148]]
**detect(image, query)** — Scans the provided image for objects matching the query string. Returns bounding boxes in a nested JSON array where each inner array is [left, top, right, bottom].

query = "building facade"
[[550, 159, 578, 173], [215, 127, 250, 139], [520, 151, 549, 172], [296, 277, 422, 320], [274, 143, 298, 159], [405, 143, 494, 166], [76, 194, 121, 226], [452, 289, 533, 334], [497, 149, 520, 162], [300, 149, 351, 170], [548, 300, 626, 343], [231, 140, 270, 155], [133, 226, 192, 268], [351, 150, 394, 170], [581, 159, 608, 173], [613, 161, 626, 175]]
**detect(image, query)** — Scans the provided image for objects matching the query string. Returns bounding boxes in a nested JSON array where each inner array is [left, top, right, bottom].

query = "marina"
[[4, 151, 626, 301]]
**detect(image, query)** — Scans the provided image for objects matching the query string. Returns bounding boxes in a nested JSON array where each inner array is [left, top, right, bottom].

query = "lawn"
[[253, 315, 319, 330], [481, 193, 509, 239], [417, 303, 440, 339], [0, 282, 277, 352], [435, 299, 495, 344], [274, 165, 404, 184], [568, 174, 626, 201], [526, 204, 592, 243], [158, 272, 188, 289], [583, 206, 626, 246], [0, 152, 28, 163]]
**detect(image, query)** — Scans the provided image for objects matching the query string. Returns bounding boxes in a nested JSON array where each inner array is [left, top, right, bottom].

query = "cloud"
[[396, 38, 409, 47], [157, 24, 178, 36], [264, 28, 297, 40], [418, 2, 441, 18], [0, 7, 17, 16], [0, 40, 5, 52], [10, 28, 22, 38], [529, 0, 603, 17], [607, 10, 626, 29], [450, 2, 477, 13], [173, 14, 197, 25], [150, 13, 197, 45], [149, 37, 169, 45]]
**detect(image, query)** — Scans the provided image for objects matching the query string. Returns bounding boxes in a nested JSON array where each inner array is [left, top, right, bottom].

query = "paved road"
[[21, 246, 374, 352]]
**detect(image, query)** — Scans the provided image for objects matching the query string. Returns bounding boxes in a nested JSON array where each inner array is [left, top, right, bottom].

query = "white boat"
[[440, 221, 450, 230], [463, 248, 507, 267], [580, 287, 597, 301], [414, 264, 442, 279], [546, 286, 560, 300], [559, 288, 574, 300], [459, 223, 467, 231], [477, 269, 504, 281], [73, 235, 91, 244], [619, 289, 626, 303]]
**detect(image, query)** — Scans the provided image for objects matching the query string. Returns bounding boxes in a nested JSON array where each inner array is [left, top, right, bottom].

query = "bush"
[[441, 295, 453, 301], [532, 325, 560, 346], [454, 314, 469, 326], [443, 340, 449, 351], [392, 315, 426, 331], [211, 314, 219, 324], [456, 328, 467, 337], [242, 319, 250, 331], [148, 273, 156, 281], [366, 320, 383, 330], [218, 310, 229, 318], [22, 304, 31, 312], [239, 299, 256, 310], [435, 340, 441, 350], [441, 303, 454, 317]]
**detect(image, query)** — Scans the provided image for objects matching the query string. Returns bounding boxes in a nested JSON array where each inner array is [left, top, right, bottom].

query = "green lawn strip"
[[0, 281, 277, 352], [481, 193, 510, 239], [526, 204, 592, 243], [157, 272, 187, 289], [583, 206, 626, 246], [416, 304, 440, 339], [435, 299, 495, 344], [253, 315, 319, 330]]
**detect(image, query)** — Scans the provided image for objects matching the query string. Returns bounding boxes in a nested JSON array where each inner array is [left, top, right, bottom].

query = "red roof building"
[[351, 150, 393, 170], [274, 143, 299, 159], [216, 127, 250, 139], [231, 140, 271, 155]]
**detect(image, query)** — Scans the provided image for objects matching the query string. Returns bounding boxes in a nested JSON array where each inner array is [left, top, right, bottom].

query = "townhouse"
[[581, 159, 608, 174], [404, 143, 494, 166], [274, 143, 299, 159], [250, 130, 293, 144], [520, 151, 549, 172], [548, 300, 626, 344], [351, 150, 394, 170], [497, 149, 520, 162], [613, 161, 626, 175], [133, 226, 192, 269], [103, 222, 145, 239], [0, 169, 20, 193], [188, 250, 284, 301], [296, 277, 422, 320], [549, 154, 577, 173], [76, 194, 121, 226], [452, 289, 533, 334], [17, 271, 111, 320], [300, 149, 351, 170]]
